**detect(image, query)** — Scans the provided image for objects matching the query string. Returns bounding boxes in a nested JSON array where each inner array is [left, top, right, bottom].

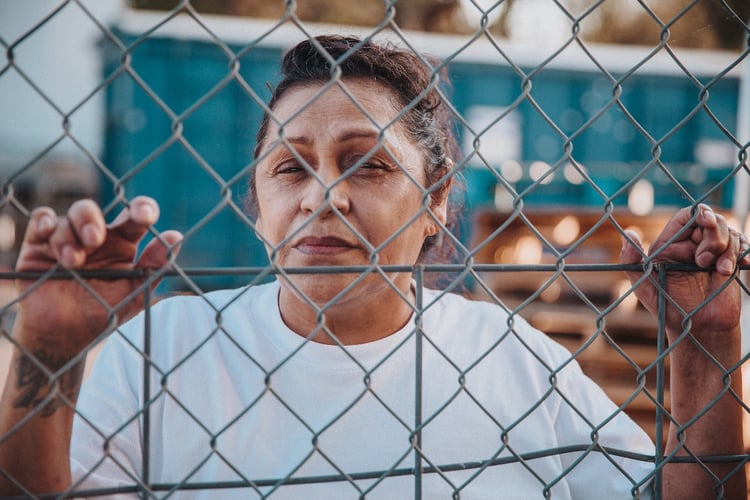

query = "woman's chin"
[[280, 273, 362, 307], [279, 272, 409, 310]]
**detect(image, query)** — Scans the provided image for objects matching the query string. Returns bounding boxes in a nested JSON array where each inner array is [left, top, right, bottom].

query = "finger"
[[740, 233, 750, 265], [42, 200, 108, 268], [66, 199, 107, 248], [694, 210, 731, 271], [47, 218, 87, 269], [721, 230, 743, 273], [650, 205, 703, 252], [108, 196, 160, 243], [137, 230, 183, 269], [16, 207, 61, 270], [24, 207, 58, 245], [711, 228, 745, 276]]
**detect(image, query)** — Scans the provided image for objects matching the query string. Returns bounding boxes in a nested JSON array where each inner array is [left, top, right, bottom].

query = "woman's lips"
[[294, 236, 358, 256]]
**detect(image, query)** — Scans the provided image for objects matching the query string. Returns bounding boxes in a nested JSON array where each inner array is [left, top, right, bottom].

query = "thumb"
[[137, 230, 183, 269]]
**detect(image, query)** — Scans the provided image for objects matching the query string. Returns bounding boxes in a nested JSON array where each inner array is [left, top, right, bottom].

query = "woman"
[[0, 35, 747, 498]]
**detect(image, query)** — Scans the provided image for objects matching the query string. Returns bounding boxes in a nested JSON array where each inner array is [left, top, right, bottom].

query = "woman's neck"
[[277, 275, 415, 345]]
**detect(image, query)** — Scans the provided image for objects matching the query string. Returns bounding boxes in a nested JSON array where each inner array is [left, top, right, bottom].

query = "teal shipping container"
[[100, 19, 741, 291]]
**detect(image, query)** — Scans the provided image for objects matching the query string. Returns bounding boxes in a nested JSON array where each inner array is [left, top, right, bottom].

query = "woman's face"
[[254, 79, 447, 305]]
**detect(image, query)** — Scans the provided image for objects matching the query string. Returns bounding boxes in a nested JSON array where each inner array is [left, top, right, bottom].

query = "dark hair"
[[249, 34, 463, 269]]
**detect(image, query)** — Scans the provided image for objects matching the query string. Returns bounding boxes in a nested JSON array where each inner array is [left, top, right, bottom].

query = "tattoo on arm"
[[12, 350, 84, 418]]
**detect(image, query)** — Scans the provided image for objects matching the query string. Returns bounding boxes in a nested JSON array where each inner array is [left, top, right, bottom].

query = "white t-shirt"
[[71, 281, 655, 498]]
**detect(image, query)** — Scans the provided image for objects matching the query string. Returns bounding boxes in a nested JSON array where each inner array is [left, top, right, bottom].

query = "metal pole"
[[733, 35, 749, 227], [734, 32, 750, 355]]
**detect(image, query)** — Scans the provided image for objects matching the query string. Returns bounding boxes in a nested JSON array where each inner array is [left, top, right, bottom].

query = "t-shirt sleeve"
[[69, 320, 145, 494], [552, 355, 656, 498]]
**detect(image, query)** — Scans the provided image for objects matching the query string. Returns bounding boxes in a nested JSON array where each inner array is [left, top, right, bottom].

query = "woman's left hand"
[[621, 205, 749, 498], [620, 204, 749, 341]]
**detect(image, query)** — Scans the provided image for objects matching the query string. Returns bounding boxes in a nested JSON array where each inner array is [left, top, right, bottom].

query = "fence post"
[[736, 33, 750, 355], [734, 37, 749, 228]]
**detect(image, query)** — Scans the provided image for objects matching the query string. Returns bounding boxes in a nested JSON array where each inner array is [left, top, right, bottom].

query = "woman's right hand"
[[13, 196, 183, 358]]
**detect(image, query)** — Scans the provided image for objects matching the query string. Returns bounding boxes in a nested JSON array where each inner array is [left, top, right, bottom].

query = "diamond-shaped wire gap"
[[3, 4, 125, 180], [0, 6, 120, 209], [565, 38, 743, 210], [3, 3, 85, 111], [147, 395, 226, 496], [71, 410, 160, 498], [448, 358, 565, 494], [314, 405, 412, 497], [203, 292, 331, 489], [606, 64, 742, 209], [648, 104, 731, 207], [557, 83, 648, 207], [101, 19, 226, 198], [545, 380, 639, 487], [0, 73, 70, 197], [107, 137, 254, 291], [410, 291, 562, 487], [69, 351, 166, 499], [507, 109, 592, 209], [134, 306, 263, 494], [254, 388, 355, 496], [105, 41, 238, 183], [101, 31, 276, 289], [352, 331, 443, 495]]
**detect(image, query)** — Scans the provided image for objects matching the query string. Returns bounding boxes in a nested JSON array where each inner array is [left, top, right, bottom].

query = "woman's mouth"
[[293, 236, 358, 256]]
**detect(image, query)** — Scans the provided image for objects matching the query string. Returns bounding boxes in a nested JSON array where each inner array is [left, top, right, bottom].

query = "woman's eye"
[[360, 162, 385, 170], [347, 157, 390, 174], [276, 161, 306, 175]]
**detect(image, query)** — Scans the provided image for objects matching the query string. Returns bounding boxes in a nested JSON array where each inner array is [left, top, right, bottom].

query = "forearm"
[[0, 332, 83, 495], [662, 327, 746, 500]]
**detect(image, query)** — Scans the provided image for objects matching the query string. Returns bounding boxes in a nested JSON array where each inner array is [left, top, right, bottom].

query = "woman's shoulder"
[[421, 287, 573, 362], [115, 281, 279, 344]]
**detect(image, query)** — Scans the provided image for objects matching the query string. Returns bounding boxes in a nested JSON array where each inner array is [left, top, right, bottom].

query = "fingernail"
[[135, 202, 155, 222], [700, 205, 716, 223], [80, 223, 101, 247], [37, 214, 55, 233], [60, 245, 78, 268], [718, 258, 734, 275]]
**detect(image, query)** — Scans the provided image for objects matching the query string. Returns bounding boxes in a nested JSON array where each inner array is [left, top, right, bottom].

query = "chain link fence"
[[1, 1, 749, 498]]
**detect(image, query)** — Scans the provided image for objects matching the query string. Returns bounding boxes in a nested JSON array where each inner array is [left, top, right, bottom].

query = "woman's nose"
[[300, 165, 351, 216]]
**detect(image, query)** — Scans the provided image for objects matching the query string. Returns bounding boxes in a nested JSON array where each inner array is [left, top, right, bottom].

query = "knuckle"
[[29, 206, 55, 219]]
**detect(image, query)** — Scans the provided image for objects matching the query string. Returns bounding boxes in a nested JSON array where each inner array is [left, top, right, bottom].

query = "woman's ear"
[[427, 174, 452, 236]]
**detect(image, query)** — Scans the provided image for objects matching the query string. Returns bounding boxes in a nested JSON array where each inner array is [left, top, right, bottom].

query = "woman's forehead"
[[268, 79, 402, 136]]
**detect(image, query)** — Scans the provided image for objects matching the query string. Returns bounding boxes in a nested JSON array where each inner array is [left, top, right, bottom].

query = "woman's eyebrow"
[[280, 134, 312, 146], [273, 127, 389, 151], [336, 128, 381, 143], [276, 130, 378, 146]]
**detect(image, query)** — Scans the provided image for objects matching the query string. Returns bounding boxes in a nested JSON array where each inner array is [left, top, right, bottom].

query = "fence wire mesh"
[[1, 0, 749, 498]]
